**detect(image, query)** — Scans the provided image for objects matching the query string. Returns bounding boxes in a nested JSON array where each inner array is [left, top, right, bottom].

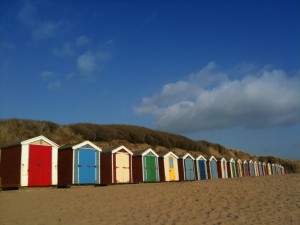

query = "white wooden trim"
[[111, 145, 133, 155], [20, 144, 29, 187], [72, 141, 102, 152], [21, 135, 59, 147], [209, 156, 217, 161], [162, 151, 179, 159], [181, 153, 195, 160], [141, 148, 159, 157], [52, 146, 58, 185], [196, 155, 207, 161]]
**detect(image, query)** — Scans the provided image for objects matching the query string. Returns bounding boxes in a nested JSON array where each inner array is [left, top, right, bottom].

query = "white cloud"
[[77, 51, 96, 73], [47, 80, 61, 89], [40, 71, 55, 79], [52, 42, 74, 57], [76, 35, 91, 47], [135, 63, 300, 133], [39, 70, 61, 90], [17, 1, 67, 41], [76, 40, 114, 74]]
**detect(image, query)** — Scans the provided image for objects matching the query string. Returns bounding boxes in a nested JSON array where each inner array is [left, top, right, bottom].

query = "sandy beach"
[[1, 174, 299, 225]]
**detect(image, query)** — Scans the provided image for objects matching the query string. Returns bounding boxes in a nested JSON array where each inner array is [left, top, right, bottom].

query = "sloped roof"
[[102, 145, 133, 155]]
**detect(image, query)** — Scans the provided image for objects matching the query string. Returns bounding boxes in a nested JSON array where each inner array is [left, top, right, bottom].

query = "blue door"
[[198, 160, 207, 180], [78, 149, 97, 184], [184, 159, 195, 180], [211, 160, 218, 179], [250, 164, 255, 176]]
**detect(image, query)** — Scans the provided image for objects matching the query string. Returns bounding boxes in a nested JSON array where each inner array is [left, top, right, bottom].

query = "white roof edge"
[[163, 151, 179, 159], [182, 153, 195, 160], [112, 145, 133, 155], [141, 148, 159, 157], [229, 158, 235, 162], [72, 140, 102, 152], [196, 155, 207, 161], [209, 156, 217, 161], [21, 135, 59, 147]]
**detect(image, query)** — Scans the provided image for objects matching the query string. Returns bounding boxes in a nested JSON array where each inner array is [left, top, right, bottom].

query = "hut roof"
[[158, 151, 179, 159], [133, 148, 158, 157], [59, 140, 102, 152], [196, 155, 207, 161], [1, 135, 59, 149], [209, 156, 217, 161], [102, 145, 133, 155]]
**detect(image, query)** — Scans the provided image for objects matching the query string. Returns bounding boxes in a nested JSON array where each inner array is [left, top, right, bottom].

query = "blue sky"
[[1, 0, 300, 159]]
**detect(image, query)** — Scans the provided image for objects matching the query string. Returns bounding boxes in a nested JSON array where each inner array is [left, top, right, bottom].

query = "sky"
[[0, 0, 299, 160]]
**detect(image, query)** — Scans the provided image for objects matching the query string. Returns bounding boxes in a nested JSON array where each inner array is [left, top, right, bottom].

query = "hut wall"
[[0, 146, 22, 187], [132, 156, 143, 183], [58, 148, 73, 186], [194, 160, 198, 180], [178, 158, 184, 181], [158, 158, 165, 182], [206, 161, 211, 179], [227, 162, 232, 178], [101, 153, 112, 184]]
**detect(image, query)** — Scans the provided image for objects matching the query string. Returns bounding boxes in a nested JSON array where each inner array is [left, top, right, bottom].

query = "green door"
[[144, 155, 157, 182]]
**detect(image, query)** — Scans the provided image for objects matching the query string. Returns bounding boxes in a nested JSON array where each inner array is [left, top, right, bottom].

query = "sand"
[[1, 174, 299, 225]]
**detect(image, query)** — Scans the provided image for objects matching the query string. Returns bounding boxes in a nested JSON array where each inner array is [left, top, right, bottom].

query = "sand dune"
[[1, 174, 299, 225]]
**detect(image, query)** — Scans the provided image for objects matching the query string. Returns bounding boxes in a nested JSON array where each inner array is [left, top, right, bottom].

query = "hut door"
[[144, 156, 156, 182], [198, 160, 206, 180], [185, 159, 194, 180], [222, 162, 227, 178], [211, 160, 218, 179], [28, 145, 52, 186], [231, 163, 236, 178], [116, 152, 130, 183], [78, 149, 97, 184], [168, 157, 175, 181]]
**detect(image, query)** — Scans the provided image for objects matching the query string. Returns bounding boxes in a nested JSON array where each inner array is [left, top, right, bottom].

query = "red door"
[[28, 145, 52, 186]]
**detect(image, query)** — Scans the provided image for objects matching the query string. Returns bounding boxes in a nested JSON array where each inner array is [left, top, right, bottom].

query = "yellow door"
[[116, 152, 130, 183], [169, 157, 175, 181]]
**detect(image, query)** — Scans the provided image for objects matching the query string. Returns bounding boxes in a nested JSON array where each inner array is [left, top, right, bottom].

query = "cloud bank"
[[135, 62, 300, 133]]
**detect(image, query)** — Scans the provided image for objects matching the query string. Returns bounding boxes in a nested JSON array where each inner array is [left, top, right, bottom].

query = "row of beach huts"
[[0, 135, 285, 189]]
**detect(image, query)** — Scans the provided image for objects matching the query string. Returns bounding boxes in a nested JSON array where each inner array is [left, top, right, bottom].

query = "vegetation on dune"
[[0, 118, 299, 173]]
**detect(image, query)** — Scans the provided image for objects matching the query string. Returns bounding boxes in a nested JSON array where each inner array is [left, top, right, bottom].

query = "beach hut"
[[271, 163, 276, 175], [243, 160, 249, 176], [227, 158, 237, 178], [267, 163, 272, 175], [178, 153, 196, 181], [196, 155, 208, 180], [158, 152, 179, 182], [281, 165, 285, 175], [58, 141, 102, 186], [258, 162, 263, 176], [0, 135, 59, 188], [262, 162, 267, 176], [100, 146, 133, 184], [132, 148, 160, 183], [207, 156, 218, 179], [275, 164, 280, 175], [253, 161, 259, 176], [249, 160, 255, 177], [236, 159, 243, 178], [217, 158, 228, 179]]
